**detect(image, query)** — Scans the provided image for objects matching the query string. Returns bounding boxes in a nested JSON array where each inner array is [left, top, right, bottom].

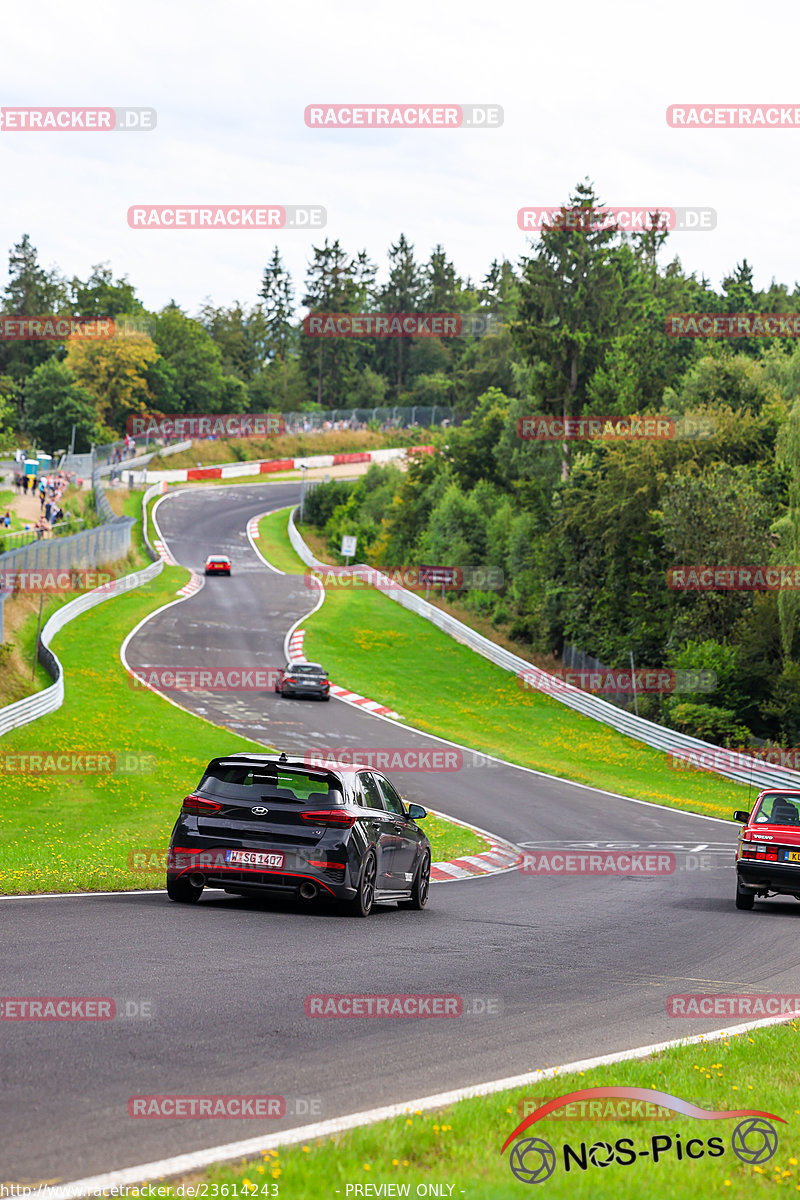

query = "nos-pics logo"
[[501, 1087, 783, 1184]]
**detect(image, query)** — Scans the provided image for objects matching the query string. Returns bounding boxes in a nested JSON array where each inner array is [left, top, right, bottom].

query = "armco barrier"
[[287, 510, 800, 793], [0, 468, 134, 583], [143, 444, 433, 485], [0, 558, 162, 737]]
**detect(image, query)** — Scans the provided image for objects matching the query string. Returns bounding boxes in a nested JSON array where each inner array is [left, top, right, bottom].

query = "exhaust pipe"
[[299, 882, 317, 900], [188, 873, 205, 888]]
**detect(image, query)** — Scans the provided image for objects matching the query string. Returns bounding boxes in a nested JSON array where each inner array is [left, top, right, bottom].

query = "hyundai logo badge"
[[251, 806, 269, 815]]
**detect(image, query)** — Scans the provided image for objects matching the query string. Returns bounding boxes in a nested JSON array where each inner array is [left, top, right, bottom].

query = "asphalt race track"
[[4, 481, 799, 1185]]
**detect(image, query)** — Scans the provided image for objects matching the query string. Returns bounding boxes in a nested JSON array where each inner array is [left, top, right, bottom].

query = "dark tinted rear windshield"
[[288, 664, 325, 675], [199, 764, 343, 803]]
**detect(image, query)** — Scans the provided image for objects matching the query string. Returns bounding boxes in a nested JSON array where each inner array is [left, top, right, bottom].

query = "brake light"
[[181, 794, 223, 815], [740, 841, 778, 861], [301, 810, 356, 828]]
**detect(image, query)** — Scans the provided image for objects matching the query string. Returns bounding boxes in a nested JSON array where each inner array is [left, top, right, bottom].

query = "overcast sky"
[[1, 0, 797, 317]]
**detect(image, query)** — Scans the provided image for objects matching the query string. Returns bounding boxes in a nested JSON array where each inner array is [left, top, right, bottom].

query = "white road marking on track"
[[40, 1012, 800, 1199]]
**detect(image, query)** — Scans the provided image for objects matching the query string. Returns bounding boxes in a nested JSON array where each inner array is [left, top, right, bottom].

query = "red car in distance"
[[734, 789, 800, 909], [204, 555, 231, 576]]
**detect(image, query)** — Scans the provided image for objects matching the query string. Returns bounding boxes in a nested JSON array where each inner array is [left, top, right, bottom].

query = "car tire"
[[322, 694, 330, 702], [347, 850, 377, 917], [399, 850, 431, 910], [167, 875, 203, 904], [735, 877, 755, 910]]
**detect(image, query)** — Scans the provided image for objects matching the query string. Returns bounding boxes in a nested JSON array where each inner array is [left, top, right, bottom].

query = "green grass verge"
[[0, 564, 274, 894], [0, 488, 146, 709], [158, 1023, 800, 1199], [256, 509, 748, 821]]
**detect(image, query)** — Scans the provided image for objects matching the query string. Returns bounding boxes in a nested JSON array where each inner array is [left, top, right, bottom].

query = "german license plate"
[[226, 849, 284, 868], [784, 850, 800, 863]]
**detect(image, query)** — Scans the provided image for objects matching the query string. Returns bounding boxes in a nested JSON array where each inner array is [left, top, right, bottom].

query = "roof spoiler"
[[204, 756, 343, 788]]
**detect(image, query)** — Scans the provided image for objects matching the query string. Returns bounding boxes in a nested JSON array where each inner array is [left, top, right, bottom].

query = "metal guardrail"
[[142, 481, 167, 560], [0, 469, 133, 587], [287, 509, 800, 794]]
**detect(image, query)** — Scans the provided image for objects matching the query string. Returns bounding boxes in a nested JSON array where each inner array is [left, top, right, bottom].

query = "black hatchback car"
[[165, 752, 432, 916]]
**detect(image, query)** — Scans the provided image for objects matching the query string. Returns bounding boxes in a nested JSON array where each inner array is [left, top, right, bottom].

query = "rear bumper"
[[166, 842, 353, 898], [200, 868, 352, 899], [737, 860, 800, 894]]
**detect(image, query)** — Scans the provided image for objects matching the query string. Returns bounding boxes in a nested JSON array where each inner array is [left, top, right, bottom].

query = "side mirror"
[[733, 810, 750, 824], [407, 803, 427, 820]]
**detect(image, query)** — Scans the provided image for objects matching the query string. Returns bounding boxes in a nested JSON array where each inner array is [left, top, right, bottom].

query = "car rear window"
[[754, 794, 800, 825], [289, 664, 325, 675], [198, 765, 343, 804]]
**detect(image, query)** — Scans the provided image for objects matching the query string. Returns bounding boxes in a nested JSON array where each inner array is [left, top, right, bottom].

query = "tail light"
[[740, 841, 778, 861], [181, 794, 223, 815], [301, 809, 356, 828]]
